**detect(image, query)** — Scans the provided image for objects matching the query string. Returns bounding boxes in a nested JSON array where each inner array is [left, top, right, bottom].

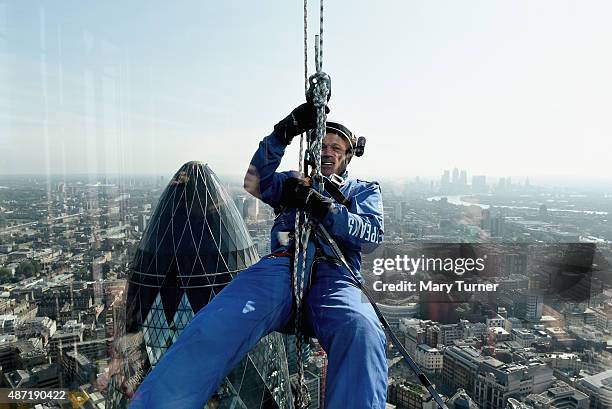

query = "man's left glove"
[[279, 177, 332, 221], [273, 103, 330, 146]]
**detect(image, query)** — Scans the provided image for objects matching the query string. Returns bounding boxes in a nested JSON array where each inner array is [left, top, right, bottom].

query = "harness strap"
[[324, 180, 349, 207], [271, 250, 294, 258]]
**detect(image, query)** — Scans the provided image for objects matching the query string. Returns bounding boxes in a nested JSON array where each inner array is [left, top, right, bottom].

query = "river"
[[426, 195, 608, 216]]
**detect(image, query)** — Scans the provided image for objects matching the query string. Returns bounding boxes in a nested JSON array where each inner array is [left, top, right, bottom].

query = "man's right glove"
[[273, 103, 330, 146], [279, 177, 333, 221]]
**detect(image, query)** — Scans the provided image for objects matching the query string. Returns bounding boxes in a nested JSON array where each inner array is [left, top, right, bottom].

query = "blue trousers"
[[128, 255, 388, 409]]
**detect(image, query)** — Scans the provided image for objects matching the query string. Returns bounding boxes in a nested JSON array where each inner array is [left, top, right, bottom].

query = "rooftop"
[[579, 369, 612, 389]]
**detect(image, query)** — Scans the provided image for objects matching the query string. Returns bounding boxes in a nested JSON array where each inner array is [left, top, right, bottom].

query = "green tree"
[[0, 267, 12, 284], [16, 260, 41, 278]]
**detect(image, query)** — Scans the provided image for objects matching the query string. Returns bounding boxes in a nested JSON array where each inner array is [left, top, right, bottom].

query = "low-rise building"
[[416, 344, 443, 374], [525, 380, 589, 409]]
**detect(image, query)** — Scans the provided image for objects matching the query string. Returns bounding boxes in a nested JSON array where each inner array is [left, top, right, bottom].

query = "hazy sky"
[[1, 1, 611, 181]]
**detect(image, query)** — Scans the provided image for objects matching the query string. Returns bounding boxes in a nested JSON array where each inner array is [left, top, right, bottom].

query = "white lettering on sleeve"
[[347, 216, 380, 243], [370, 226, 378, 243], [360, 221, 368, 239]]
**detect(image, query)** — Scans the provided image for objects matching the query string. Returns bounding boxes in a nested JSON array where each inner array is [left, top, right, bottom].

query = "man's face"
[[321, 132, 351, 177]]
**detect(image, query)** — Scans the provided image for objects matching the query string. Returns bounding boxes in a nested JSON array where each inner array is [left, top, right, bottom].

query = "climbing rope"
[[291, 1, 310, 407], [291, 1, 330, 407], [317, 0, 323, 73]]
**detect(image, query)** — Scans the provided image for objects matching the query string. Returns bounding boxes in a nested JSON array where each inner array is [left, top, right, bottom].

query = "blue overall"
[[129, 132, 387, 409]]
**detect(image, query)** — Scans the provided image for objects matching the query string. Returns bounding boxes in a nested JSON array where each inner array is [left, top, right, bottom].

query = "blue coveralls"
[[129, 132, 387, 409]]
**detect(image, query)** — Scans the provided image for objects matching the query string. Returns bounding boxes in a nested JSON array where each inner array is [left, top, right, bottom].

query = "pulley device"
[[291, 1, 449, 408]]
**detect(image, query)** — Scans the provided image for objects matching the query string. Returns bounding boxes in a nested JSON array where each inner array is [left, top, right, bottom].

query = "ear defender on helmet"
[[325, 121, 366, 157]]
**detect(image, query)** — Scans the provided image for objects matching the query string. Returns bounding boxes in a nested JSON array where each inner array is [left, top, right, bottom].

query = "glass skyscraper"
[[107, 161, 293, 408]]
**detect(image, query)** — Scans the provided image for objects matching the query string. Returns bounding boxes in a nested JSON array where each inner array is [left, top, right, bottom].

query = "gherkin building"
[[106, 161, 294, 409]]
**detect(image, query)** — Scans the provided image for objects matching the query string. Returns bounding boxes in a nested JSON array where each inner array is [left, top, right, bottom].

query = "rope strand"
[[319, 0, 323, 71], [293, 1, 326, 407]]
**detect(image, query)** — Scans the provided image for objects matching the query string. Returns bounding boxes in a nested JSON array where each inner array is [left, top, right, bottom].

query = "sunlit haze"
[[1, 1, 611, 182]]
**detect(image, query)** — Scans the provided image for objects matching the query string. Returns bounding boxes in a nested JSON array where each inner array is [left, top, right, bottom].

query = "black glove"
[[273, 103, 330, 145], [279, 177, 332, 220]]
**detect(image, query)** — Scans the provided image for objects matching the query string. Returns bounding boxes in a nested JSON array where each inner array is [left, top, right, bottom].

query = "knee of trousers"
[[331, 314, 387, 353]]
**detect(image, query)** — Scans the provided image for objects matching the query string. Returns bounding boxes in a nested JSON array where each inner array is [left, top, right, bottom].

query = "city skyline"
[[0, 161, 611, 408], [2, 170, 611, 193]]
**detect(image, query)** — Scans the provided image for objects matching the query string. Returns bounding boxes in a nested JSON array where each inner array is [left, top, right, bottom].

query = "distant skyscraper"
[[459, 170, 467, 186], [234, 195, 247, 219], [246, 196, 260, 221], [452, 168, 459, 185], [441, 170, 450, 190], [472, 175, 487, 193], [107, 162, 293, 408]]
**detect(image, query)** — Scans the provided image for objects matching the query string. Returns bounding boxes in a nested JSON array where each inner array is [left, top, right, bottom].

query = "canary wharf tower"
[[107, 162, 293, 409]]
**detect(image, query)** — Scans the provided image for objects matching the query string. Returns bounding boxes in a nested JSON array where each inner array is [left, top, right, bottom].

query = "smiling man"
[[321, 121, 354, 176], [129, 101, 387, 409]]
